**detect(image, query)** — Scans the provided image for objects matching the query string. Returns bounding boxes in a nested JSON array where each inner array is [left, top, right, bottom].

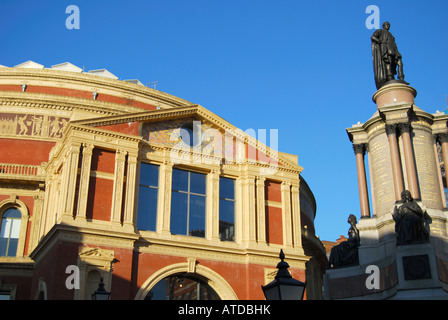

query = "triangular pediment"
[[70, 105, 302, 173]]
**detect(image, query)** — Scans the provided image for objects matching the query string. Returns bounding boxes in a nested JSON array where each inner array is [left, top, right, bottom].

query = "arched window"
[[0, 208, 22, 257], [145, 274, 220, 300]]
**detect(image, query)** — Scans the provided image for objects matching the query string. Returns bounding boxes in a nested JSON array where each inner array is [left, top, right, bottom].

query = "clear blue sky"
[[1, 0, 447, 242]]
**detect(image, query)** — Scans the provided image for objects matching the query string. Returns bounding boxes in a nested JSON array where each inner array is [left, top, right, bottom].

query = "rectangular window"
[[171, 169, 206, 238], [137, 163, 159, 231], [219, 177, 235, 241]]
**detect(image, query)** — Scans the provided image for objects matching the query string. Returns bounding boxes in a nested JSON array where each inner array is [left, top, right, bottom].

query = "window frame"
[[170, 168, 207, 238], [136, 162, 160, 232], [218, 176, 236, 242], [0, 200, 28, 258]]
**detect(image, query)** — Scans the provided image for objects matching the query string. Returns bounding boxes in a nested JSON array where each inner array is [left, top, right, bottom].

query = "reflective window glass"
[[0, 208, 21, 257], [146, 274, 220, 300], [219, 178, 235, 241], [137, 163, 159, 231], [171, 169, 206, 237]]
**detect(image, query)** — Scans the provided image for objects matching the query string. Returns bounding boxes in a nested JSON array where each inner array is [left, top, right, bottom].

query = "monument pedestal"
[[391, 243, 448, 299]]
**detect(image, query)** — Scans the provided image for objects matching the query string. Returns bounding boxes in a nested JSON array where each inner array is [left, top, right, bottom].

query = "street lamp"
[[261, 249, 306, 300], [92, 277, 111, 300]]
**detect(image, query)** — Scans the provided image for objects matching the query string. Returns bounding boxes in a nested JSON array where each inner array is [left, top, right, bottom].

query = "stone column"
[[353, 143, 371, 218], [291, 182, 302, 248], [123, 152, 138, 229], [157, 161, 173, 236], [386, 124, 404, 202], [437, 133, 448, 178], [436, 133, 448, 206], [256, 176, 266, 244], [61, 144, 81, 220], [241, 173, 256, 246], [207, 170, 220, 242], [111, 150, 127, 225], [398, 122, 420, 200], [281, 182, 293, 247], [76, 143, 94, 222]]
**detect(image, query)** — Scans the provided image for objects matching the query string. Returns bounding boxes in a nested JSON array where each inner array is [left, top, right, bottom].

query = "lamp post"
[[261, 249, 306, 300], [92, 277, 111, 300]]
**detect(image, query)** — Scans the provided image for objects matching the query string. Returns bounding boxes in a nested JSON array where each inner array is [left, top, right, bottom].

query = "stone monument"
[[324, 23, 448, 300]]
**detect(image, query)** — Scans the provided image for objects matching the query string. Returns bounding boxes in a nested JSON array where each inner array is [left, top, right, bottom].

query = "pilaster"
[[241, 171, 257, 246], [123, 152, 138, 229], [111, 150, 127, 226], [256, 176, 267, 245], [157, 161, 173, 236], [291, 182, 302, 248], [207, 169, 220, 242], [76, 143, 94, 222], [281, 181, 293, 247], [61, 143, 81, 221]]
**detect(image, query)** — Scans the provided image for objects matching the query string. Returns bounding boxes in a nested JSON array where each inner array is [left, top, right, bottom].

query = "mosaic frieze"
[[0, 112, 69, 139], [142, 118, 237, 160]]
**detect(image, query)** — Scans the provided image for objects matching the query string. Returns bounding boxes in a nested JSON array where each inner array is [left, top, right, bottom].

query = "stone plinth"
[[391, 244, 448, 299], [373, 82, 417, 109]]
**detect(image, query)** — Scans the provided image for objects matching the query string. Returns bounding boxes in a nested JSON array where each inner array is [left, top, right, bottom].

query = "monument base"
[[323, 242, 448, 299], [391, 243, 448, 299]]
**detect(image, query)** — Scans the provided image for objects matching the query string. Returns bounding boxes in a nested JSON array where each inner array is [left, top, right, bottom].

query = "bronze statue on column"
[[371, 21, 408, 89]]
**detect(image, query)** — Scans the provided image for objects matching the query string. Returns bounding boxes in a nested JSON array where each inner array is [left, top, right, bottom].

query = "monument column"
[[385, 124, 405, 202], [437, 133, 448, 175], [353, 143, 371, 218], [398, 122, 420, 200]]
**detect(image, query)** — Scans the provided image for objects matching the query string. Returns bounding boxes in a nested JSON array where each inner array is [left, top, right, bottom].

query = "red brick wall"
[[0, 138, 54, 165], [97, 122, 139, 136], [265, 180, 283, 245], [86, 148, 115, 221]]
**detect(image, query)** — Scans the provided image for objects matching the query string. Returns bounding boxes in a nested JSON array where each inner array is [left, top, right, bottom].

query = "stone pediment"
[[71, 105, 303, 174], [78, 247, 114, 261]]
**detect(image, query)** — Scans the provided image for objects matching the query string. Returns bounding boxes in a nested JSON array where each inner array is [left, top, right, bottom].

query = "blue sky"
[[0, 0, 447, 242]]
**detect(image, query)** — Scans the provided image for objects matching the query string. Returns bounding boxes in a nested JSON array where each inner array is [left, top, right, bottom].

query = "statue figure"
[[392, 190, 430, 246], [328, 214, 360, 268], [371, 21, 406, 89]]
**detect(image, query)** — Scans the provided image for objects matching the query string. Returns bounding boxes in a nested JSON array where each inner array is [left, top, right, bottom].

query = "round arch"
[[0, 198, 30, 257], [135, 262, 238, 300]]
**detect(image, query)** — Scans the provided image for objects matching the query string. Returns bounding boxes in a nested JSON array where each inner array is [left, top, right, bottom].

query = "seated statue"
[[392, 190, 430, 246], [328, 214, 360, 268]]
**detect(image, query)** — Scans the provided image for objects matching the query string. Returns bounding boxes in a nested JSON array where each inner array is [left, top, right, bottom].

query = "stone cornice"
[[0, 67, 193, 109], [0, 91, 144, 116]]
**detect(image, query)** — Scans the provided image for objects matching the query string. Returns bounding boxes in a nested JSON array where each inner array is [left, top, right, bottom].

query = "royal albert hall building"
[[0, 61, 326, 300]]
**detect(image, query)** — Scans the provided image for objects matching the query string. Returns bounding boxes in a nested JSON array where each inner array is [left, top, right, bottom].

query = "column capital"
[[353, 143, 366, 156], [397, 122, 412, 134], [385, 123, 398, 136], [436, 132, 448, 144], [82, 143, 94, 154]]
